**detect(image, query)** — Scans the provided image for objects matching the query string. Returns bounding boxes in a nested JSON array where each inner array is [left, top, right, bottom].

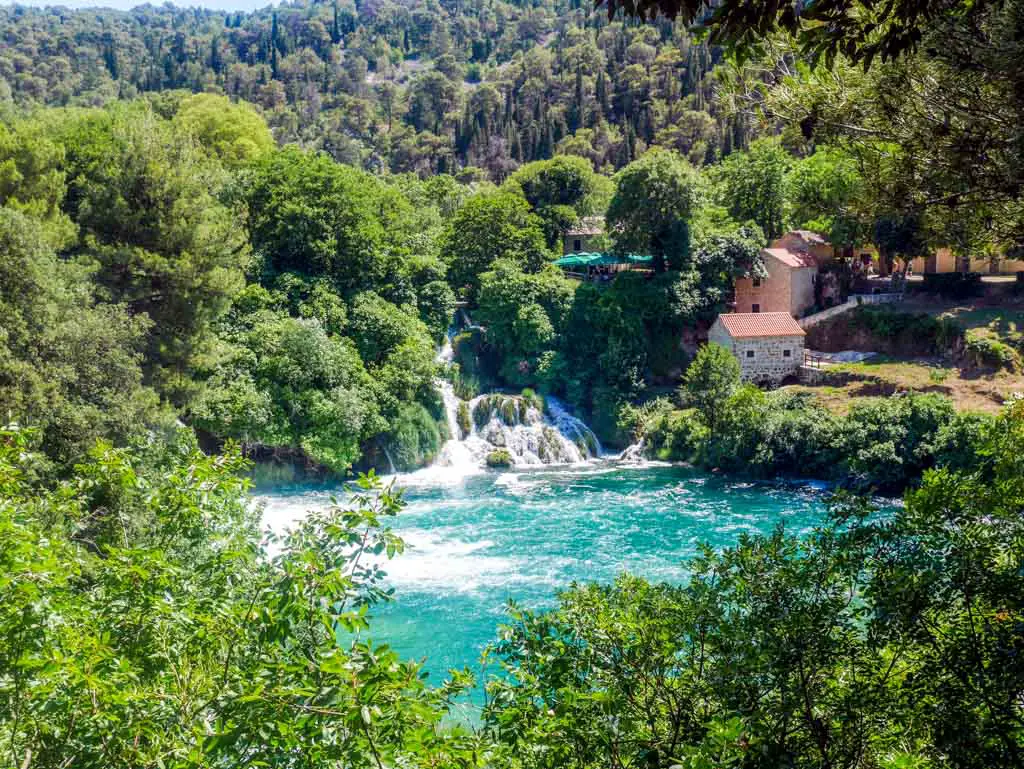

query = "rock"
[[485, 449, 514, 468]]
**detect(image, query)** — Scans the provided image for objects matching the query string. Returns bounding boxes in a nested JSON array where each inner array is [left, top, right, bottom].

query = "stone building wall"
[[708, 324, 804, 385], [562, 233, 601, 254], [789, 267, 816, 317], [734, 256, 792, 314]]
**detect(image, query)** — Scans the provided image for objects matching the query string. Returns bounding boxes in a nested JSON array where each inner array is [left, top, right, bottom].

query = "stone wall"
[[709, 324, 804, 385]]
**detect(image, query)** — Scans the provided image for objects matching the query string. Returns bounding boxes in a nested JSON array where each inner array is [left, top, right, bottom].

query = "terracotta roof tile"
[[717, 312, 806, 338], [763, 247, 818, 269]]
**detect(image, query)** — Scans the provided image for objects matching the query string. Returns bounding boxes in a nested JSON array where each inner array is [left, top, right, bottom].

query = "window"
[[752, 277, 762, 287], [783, 349, 792, 358], [573, 239, 582, 252], [752, 303, 760, 313], [746, 350, 755, 359]]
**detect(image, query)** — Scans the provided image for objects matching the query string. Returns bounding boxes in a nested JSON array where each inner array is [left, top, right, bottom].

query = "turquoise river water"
[[258, 460, 831, 712]]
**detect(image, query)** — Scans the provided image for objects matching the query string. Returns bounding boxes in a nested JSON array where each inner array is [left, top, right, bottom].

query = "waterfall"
[[382, 445, 397, 475], [616, 439, 646, 463], [432, 390, 601, 470], [430, 315, 601, 472]]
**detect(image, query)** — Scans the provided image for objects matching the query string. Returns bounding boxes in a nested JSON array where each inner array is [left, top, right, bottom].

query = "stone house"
[[562, 216, 605, 254], [772, 230, 835, 264], [733, 246, 818, 317], [708, 312, 806, 385]]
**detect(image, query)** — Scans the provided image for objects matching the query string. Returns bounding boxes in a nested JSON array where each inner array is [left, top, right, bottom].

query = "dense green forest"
[[2, 0, 1024, 766], [0, 0, 743, 177]]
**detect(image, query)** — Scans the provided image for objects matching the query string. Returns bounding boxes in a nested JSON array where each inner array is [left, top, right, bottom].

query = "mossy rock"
[[473, 396, 496, 429], [457, 401, 472, 439], [485, 448, 514, 468]]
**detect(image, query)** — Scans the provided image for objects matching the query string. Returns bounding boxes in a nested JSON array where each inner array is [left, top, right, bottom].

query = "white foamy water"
[[432, 390, 601, 471], [255, 464, 834, 702]]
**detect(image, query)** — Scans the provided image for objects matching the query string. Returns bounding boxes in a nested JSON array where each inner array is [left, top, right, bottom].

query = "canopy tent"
[[553, 252, 653, 268]]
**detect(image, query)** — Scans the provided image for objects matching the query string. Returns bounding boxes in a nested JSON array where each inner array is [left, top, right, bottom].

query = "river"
[[257, 459, 830, 715]]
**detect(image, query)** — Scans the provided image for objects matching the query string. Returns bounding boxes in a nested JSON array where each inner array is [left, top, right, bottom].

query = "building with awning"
[[553, 252, 653, 272]]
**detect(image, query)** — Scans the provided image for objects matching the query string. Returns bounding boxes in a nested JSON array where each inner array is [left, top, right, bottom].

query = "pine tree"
[[210, 37, 222, 74], [595, 70, 609, 116], [569, 65, 585, 131]]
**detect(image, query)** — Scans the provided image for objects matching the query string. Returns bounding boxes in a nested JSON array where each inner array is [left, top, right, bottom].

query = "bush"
[[964, 332, 1019, 371], [642, 407, 706, 461], [485, 448, 514, 468], [520, 387, 543, 412], [386, 402, 444, 471], [848, 307, 963, 355]]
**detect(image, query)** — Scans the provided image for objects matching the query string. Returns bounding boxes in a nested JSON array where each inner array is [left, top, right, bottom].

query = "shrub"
[[520, 387, 543, 412], [642, 407, 705, 461], [848, 307, 963, 355], [963, 332, 1019, 371], [386, 403, 444, 471], [485, 448, 514, 468]]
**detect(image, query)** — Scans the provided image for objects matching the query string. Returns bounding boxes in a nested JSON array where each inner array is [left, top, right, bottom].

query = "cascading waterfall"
[[432, 321, 602, 470], [433, 391, 601, 469]]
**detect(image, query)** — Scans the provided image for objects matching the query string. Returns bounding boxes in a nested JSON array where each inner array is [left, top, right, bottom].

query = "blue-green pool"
[[258, 461, 830, 710]]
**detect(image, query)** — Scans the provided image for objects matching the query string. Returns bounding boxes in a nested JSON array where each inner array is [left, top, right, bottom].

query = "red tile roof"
[[717, 312, 806, 338], [763, 247, 818, 269]]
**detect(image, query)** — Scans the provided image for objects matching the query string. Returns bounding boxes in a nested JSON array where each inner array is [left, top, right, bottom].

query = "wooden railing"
[[803, 350, 826, 368]]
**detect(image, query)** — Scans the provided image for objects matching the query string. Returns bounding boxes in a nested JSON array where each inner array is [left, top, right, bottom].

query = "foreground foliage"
[[0, 427, 487, 768], [485, 399, 1024, 768]]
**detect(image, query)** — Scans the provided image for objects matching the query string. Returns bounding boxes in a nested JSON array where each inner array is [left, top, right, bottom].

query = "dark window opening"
[[783, 349, 791, 358], [746, 350, 755, 359], [752, 277, 762, 287], [573, 239, 582, 252], [752, 303, 760, 313]]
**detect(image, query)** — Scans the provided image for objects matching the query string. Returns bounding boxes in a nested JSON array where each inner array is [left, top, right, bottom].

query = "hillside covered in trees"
[[0, 0, 748, 178], [2, 0, 1024, 768]]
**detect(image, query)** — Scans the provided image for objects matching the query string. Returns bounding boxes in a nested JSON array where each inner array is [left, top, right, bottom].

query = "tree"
[[711, 137, 790, 240], [193, 309, 385, 472], [785, 145, 866, 249], [245, 147, 387, 293], [599, 0, 982, 65], [476, 260, 574, 383], [0, 206, 161, 470], [62, 105, 249, 403], [440, 191, 550, 297], [692, 226, 767, 320], [680, 342, 740, 432], [172, 93, 275, 168], [872, 211, 928, 275], [504, 155, 612, 247], [607, 149, 703, 273]]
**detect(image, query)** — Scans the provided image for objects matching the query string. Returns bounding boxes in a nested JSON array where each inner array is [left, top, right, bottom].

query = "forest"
[[1, 0, 1023, 766], [0, 0, 741, 177]]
